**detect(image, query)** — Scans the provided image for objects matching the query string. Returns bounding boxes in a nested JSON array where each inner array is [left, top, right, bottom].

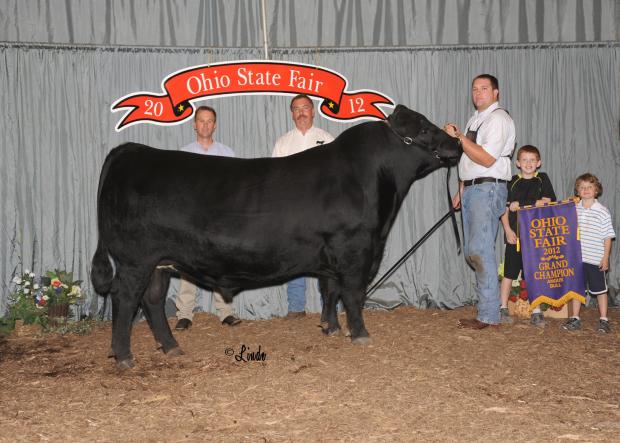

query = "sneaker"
[[499, 308, 514, 324], [561, 317, 581, 331], [597, 319, 611, 334], [530, 313, 547, 328]]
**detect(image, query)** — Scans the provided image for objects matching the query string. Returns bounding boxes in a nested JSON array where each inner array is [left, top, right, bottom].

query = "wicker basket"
[[48, 303, 69, 318], [47, 303, 70, 325], [507, 299, 531, 319], [13, 320, 41, 337]]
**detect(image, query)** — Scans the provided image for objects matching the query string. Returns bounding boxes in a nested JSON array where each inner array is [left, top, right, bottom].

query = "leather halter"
[[385, 119, 441, 160], [384, 118, 462, 254]]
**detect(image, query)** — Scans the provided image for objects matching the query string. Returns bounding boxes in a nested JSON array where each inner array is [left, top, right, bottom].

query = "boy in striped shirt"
[[563, 173, 616, 333]]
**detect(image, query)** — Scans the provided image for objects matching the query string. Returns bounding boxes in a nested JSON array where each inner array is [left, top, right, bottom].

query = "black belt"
[[463, 177, 507, 187]]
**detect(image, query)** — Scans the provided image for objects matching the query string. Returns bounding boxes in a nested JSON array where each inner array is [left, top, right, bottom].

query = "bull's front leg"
[[319, 277, 341, 336], [340, 282, 371, 345]]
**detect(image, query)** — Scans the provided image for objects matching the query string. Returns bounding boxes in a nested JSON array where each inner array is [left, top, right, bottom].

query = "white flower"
[[24, 281, 31, 287], [24, 288, 30, 294], [29, 272, 35, 278], [24, 269, 30, 274], [43, 295, 49, 301], [61, 283, 68, 289], [12, 276, 21, 284], [33, 284, 40, 290]]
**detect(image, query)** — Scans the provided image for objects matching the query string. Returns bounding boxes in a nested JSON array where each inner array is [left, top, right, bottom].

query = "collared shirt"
[[458, 101, 516, 181], [272, 126, 334, 157], [576, 199, 616, 265], [181, 140, 235, 158]]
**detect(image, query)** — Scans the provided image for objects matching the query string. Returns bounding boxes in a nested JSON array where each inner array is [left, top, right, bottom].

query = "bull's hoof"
[[351, 336, 372, 346], [164, 346, 184, 357], [321, 326, 341, 336], [116, 358, 136, 370]]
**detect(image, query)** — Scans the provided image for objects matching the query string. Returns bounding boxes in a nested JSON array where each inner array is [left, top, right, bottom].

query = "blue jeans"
[[287, 277, 306, 312], [461, 182, 507, 324]]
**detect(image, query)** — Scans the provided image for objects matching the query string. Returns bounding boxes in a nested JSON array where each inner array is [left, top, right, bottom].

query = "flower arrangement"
[[497, 263, 562, 312], [9, 269, 84, 325], [509, 279, 528, 303]]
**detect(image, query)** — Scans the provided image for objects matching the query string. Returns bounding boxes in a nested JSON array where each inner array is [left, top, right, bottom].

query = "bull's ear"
[[388, 105, 405, 124]]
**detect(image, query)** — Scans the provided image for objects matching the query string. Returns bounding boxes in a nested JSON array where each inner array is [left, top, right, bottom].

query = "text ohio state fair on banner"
[[112, 60, 394, 131]]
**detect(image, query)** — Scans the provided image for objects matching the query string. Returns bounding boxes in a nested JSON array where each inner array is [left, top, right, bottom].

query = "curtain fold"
[[1, 42, 618, 318], [1, 0, 617, 47]]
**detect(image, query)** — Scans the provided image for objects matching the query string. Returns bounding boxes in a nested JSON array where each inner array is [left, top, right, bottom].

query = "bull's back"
[[96, 141, 382, 264]]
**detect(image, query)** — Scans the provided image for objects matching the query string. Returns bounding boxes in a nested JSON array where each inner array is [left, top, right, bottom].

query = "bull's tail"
[[90, 238, 114, 295], [91, 240, 114, 295], [91, 146, 121, 296]]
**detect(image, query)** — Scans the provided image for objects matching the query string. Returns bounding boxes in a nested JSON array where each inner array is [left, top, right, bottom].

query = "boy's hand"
[[599, 257, 609, 271], [505, 229, 517, 245], [509, 201, 520, 212]]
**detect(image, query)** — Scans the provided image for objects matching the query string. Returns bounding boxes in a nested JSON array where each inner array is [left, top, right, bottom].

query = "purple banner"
[[518, 200, 586, 309]]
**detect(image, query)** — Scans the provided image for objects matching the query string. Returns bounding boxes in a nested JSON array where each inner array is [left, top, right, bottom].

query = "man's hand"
[[509, 201, 520, 212], [443, 123, 460, 138], [452, 192, 461, 210]]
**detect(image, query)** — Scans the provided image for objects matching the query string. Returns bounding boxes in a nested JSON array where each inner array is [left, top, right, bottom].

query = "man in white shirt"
[[444, 74, 516, 329], [272, 94, 335, 317], [174, 105, 242, 330]]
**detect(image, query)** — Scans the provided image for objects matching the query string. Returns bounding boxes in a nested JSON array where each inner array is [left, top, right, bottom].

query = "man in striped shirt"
[[563, 173, 616, 333]]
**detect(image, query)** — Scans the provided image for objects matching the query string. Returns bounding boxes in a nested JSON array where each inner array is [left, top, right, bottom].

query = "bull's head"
[[386, 105, 462, 167]]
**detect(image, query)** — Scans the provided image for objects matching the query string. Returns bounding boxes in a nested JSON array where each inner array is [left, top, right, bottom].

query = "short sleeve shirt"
[[272, 126, 334, 157], [576, 200, 616, 265], [458, 101, 516, 180], [506, 172, 556, 231]]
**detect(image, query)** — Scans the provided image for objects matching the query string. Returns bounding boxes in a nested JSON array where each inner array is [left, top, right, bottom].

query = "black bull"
[[91, 105, 462, 369]]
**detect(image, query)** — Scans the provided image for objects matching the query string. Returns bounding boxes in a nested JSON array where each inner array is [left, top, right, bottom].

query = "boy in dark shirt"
[[499, 145, 556, 326]]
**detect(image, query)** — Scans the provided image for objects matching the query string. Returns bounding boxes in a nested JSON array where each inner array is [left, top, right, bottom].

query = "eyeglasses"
[[292, 105, 312, 113]]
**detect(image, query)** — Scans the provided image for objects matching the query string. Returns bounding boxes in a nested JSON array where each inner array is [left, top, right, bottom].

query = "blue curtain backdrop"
[[1, 1, 618, 318]]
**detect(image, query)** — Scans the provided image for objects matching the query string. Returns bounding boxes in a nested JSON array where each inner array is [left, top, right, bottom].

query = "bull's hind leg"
[[340, 282, 372, 345], [319, 277, 341, 336], [110, 266, 151, 370], [141, 268, 183, 357]]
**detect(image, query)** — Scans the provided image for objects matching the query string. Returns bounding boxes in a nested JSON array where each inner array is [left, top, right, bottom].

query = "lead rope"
[[447, 166, 462, 254], [366, 165, 462, 298]]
